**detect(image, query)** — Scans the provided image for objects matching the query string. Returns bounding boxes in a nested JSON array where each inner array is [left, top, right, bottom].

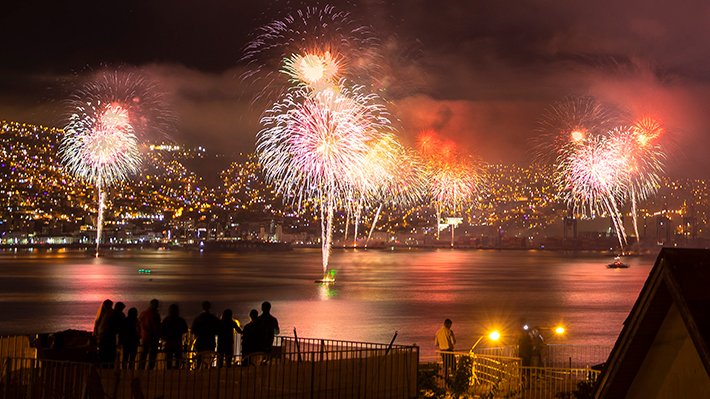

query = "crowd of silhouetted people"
[[92, 298, 279, 369]]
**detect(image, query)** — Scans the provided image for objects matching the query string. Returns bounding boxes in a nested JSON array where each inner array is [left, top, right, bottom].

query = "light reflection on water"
[[0, 248, 654, 359]]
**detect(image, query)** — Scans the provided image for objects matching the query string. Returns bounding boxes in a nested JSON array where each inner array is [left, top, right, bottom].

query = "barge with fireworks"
[[607, 257, 630, 268]]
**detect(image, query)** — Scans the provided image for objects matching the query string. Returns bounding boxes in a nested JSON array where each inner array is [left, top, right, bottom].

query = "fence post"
[[4, 358, 10, 399], [28, 359, 36, 399], [215, 364, 220, 399], [310, 353, 316, 399], [385, 331, 398, 356], [294, 329, 302, 362]]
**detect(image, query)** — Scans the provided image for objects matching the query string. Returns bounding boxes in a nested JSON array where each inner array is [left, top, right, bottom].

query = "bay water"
[[0, 248, 654, 359]]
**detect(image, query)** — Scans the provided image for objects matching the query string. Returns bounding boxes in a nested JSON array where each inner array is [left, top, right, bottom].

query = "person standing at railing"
[[256, 301, 280, 355], [435, 318, 457, 378], [530, 326, 545, 381], [93, 299, 113, 343], [217, 309, 243, 368], [99, 301, 125, 365], [138, 299, 161, 370], [162, 303, 188, 370], [191, 300, 220, 368], [119, 307, 139, 368], [241, 309, 259, 365], [517, 320, 533, 387], [517, 320, 533, 366], [530, 327, 545, 367]]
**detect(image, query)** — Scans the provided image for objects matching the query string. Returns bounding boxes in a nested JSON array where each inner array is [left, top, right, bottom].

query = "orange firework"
[[417, 129, 441, 157], [439, 139, 458, 161], [632, 116, 664, 146]]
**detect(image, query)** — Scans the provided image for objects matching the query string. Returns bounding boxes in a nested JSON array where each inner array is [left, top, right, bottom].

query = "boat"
[[607, 257, 630, 269]]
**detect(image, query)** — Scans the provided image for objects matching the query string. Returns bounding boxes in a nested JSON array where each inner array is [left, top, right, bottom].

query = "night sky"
[[2, 0, 710, 178]]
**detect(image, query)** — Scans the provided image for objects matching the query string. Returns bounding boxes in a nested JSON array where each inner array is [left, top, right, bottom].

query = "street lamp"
[[470, 331, 501, 351]]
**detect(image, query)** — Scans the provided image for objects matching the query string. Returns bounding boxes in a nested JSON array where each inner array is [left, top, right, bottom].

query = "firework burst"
[[345, 132, 401, 246], [60, 103, 141, 187], [66, 70, 177, 141], [258, 84, 391, 272], [556, 134, 629, 247], [282, 51, 342, 94], [242, 5, 381, 103], [430, 156, 485, 214], [258, 85, 390, 204], [60, 70, 175, 255], [415, 130, 487, 239], [60, 102, 142, 254], [363, 147, 428, 246], [532, 96, 618, 165], [616, 118, 666, 241]]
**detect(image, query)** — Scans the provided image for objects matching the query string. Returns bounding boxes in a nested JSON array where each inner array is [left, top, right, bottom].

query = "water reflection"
[[317, 283, 339, 300], [0, 249, 654, 358]]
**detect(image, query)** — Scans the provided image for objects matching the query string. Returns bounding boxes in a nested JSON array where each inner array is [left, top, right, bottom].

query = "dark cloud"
[[2, 0, 710, 178]]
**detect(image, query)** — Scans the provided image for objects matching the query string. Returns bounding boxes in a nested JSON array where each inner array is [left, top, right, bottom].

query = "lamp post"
[[470, 331, 501, 352], [533, 326, 565, 336], [469, 331, 501, 385]]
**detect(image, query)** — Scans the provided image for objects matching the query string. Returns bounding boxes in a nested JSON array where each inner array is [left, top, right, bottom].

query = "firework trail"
[[347, 132, 401, 246], [257, 85, 391, 275], [534, 96, 635, 249], [346, 134, 427, 246], [60, 70, 176, 254], [242, 5, 381, 103], [365, 147, 428, 245], [60, 103, 141, 253], [556, 134, 629, 248], [617, 117, 666, 241]]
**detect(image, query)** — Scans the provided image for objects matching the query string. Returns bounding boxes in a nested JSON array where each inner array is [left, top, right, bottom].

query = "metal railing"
[[433, 351, 600, 399], [1, 336, 419, 399], [518, 366, 599, 399], [0, 336, 36, 360], [543, 344, 612, 369], [471, 344, 612, 368]]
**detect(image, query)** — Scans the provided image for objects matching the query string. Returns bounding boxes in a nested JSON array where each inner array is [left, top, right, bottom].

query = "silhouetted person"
[[162, 303, 188, 370], [99, 301, 125, 365], [518, 319, 533, 387], [518, 325, 533, 367], [191, 301, 219, 368], [241, 309, 259, 365], [138, 299, 161, 369], [435, 318, 456, 378], [531, 327, 545, 369], [93, 299, 113, 343], [217, 309, 243, 368], [256, 301, 280, 354], [119, 308, 139, 368]]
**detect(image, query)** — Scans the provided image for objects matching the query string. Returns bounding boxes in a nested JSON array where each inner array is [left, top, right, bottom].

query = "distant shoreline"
[[0, 242, 666, 256]]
